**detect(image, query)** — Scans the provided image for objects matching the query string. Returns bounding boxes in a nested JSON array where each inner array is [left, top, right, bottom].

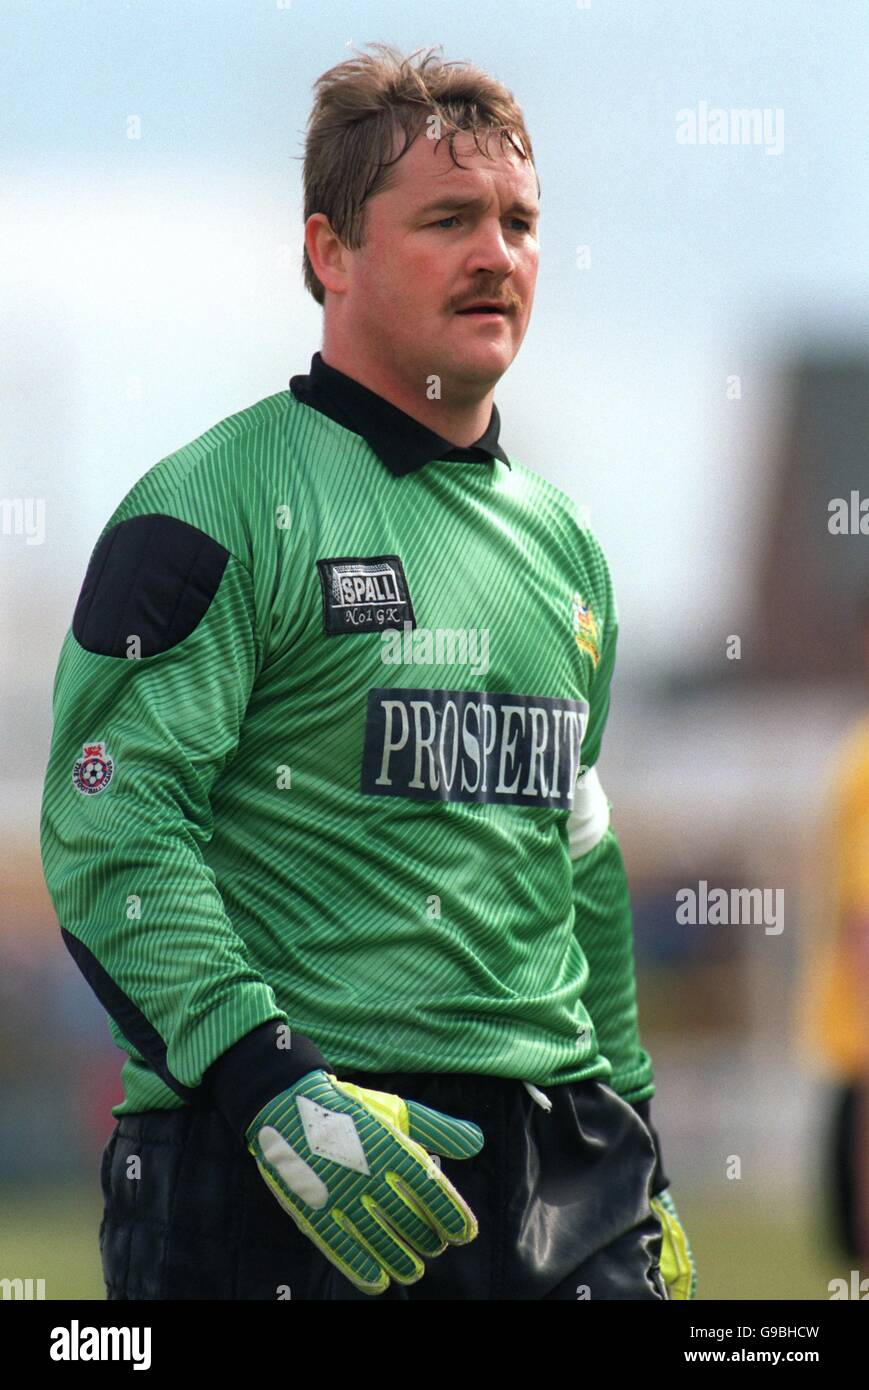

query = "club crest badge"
[[572, 592, 600, 667], [72, 741, 114, 795]]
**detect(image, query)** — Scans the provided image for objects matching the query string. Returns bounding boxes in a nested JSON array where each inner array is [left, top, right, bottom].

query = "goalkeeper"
[[40, 43, 694, 1301]]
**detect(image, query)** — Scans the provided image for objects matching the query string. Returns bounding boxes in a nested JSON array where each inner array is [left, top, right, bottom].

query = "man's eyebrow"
[[414, 194, 539, 221]]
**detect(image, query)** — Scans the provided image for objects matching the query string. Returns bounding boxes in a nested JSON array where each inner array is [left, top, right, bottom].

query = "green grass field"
[[680, 1193, 863, 1301], [0, 1182, 862, 1301], [1, 1183, 105, 1300]]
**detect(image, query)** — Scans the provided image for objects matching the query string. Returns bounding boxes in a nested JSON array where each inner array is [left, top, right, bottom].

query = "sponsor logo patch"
[[361, 688, 589, 807], [317, 554, 416, 636], [72, 740, 114, 795]]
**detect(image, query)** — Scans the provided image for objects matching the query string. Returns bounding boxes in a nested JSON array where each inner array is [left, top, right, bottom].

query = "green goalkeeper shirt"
[[39, 351, 655, 1135]]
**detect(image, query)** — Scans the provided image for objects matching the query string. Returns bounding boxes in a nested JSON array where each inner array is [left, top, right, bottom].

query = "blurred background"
[[2, 0, 868, 1299]]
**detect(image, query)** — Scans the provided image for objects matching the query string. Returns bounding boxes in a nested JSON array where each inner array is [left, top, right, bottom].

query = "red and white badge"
[[72, 741, 114, 795]]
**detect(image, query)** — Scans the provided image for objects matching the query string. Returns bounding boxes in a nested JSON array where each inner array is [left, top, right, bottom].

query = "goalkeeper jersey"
[[40, 350, 654, 1127]]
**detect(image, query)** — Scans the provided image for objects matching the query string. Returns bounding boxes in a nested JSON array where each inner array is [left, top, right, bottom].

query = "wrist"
[[203, 1019, 332, 1140]]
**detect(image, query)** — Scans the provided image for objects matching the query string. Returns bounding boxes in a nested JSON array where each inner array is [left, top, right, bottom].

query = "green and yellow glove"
[[651, 1188, 698, 1299], [246, 1068, 485, 1295]]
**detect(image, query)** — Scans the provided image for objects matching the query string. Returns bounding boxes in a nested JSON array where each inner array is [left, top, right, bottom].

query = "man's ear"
[[305, 213, 350, 298]]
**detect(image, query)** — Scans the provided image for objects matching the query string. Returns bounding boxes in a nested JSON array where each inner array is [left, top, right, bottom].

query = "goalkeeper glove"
[[650, 1188, 698, 1299], [245, 1068, 485, 1295]]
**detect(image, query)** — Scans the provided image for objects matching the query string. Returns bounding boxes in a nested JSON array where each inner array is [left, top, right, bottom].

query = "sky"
[[2, 0, 867, 752]]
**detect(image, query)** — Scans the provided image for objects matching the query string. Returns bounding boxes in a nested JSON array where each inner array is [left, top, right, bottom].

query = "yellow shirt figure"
[[800, 715, 869, 1077]]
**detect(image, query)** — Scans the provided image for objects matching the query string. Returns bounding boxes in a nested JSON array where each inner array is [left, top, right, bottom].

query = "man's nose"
[[464, 221, 516, 278]]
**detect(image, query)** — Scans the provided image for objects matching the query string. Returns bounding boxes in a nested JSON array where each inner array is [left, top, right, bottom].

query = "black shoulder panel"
[[72, 513, 232, 657]]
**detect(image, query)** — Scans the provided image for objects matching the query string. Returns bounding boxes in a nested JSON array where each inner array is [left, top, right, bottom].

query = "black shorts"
[[829, 1079, 869, 1259], [99, 1069, 668, 1300]]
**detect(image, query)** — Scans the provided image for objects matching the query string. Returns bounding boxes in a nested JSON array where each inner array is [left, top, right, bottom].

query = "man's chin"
[[440, 337, 515, 387]]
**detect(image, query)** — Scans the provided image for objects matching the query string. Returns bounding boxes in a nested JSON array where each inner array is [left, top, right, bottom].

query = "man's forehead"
[[390, 127, 537, 201]]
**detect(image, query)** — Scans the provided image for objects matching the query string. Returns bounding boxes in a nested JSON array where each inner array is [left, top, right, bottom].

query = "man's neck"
[[319, 344, 496, 448]]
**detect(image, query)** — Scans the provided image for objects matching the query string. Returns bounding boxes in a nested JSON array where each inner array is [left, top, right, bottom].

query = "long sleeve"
[[571, 824, 655, 1106], [569, 581, 667, 1192], [40, 503, 330, 1137]]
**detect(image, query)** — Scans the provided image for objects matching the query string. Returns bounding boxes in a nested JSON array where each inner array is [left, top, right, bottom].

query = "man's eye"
[[430, 216, 533, 232]]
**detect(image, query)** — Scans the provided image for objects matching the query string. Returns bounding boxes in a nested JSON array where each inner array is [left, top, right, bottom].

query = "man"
[[798, 588, 869, 1263], [40, 42, 694, 1300]]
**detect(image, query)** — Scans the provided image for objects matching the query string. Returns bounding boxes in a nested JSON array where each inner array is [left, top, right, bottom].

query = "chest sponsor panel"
[[316, 554, 416, 635], [361, 687, 589, 807]]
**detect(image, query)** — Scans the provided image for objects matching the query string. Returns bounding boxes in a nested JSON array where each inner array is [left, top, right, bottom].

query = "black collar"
[[289, 352, 511, 477]]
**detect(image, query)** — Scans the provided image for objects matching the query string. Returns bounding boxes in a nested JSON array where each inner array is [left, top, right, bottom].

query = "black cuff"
[[632, 1098, 670, 1197], [201, 1019, 333, 1141]]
